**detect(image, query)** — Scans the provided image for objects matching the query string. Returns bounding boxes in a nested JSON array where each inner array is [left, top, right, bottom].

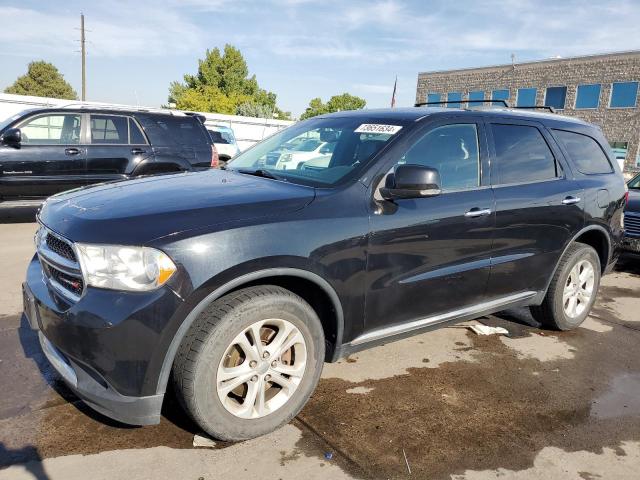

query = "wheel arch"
[[155, 267, 345, 395], [540, 224, 611, 302]]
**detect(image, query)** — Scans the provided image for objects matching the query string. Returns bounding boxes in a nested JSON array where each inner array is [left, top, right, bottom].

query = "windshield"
[[226, 116, 407, 187], [629, 174, 640, 189], [0, 109, 35, 132], [208, 127, 236, 145]]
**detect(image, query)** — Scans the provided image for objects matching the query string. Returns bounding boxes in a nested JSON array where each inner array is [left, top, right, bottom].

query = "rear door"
[[85, 114, 150, 185], [0, 112, 85, 200], [485, 120, 584, 297]]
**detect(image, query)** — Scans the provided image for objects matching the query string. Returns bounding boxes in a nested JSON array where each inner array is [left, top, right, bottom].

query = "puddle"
[[591, 373, 640, 419]]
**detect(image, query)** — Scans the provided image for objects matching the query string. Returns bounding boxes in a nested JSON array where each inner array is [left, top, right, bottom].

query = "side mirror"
[[379, 164, 442, 200], [1, 128, 22, 146]]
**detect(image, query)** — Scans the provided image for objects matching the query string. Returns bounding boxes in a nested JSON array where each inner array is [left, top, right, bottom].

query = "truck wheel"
[[172, 285, 325, 441], [530, 243, 601, 331]]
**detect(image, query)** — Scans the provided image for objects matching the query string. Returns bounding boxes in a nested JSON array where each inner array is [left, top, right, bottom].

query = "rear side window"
[[129, 118, 147, 144], [552, 130, 613, 175], [155, 117, 208, 145], [491, 124, 559, 184], [90, 115, 128, 144]]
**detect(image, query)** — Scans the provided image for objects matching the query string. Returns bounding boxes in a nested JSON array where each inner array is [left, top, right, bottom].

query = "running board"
[[0, 199, 43, 208], [349, 291, 537, 346]]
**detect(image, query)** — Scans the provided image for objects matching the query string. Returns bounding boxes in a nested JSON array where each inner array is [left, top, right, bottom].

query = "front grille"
[[46, 233, 77, 262], [625, 213, 640, 237], [37, 226, 84, 301], [48, 267, 84, 296]]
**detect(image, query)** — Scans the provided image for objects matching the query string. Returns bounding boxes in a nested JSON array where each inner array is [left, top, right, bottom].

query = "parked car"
[[623, 172, 640, 254], [0, 107, 215, 207], [272, 138, 335, 170], [206, 125, 240, 165], [24, 106, 625, 442]]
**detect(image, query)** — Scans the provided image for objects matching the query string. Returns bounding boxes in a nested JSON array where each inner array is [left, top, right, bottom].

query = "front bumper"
[[23, 254, 184, 425]]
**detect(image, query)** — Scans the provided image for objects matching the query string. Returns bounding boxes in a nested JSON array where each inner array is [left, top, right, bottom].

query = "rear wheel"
[[172, 285, 325, 441], [530, 242, 601, 330]]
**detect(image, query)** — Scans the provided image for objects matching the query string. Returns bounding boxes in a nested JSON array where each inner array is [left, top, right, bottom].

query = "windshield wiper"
[[236, 169, 287, 181]]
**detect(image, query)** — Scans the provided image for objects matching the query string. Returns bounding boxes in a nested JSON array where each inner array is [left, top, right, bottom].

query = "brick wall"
[[416, 51, 640, 173]]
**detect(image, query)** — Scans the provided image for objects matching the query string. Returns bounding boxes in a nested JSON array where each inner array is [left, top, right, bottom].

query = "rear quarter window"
[[154, 117, 209, 146], [552, 129, 613, 175]]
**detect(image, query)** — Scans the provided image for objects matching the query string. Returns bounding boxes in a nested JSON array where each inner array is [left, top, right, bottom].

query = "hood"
[[628, 189, 640, 213], [38, 169, 315, 244]]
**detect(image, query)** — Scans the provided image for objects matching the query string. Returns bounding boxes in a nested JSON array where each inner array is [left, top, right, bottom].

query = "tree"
[[300, 93, 366, 120], [4, 61, 77, 100], [168, 45, 284, 118]]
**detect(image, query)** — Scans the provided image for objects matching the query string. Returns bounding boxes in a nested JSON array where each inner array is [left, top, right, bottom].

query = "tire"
[[530, 242, 601, 330], [172, 285, 325, 441]]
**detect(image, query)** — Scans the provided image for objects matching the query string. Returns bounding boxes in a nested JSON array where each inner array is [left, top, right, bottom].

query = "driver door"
[[0, 112, 86, 200], [364, 119, 495, 334]]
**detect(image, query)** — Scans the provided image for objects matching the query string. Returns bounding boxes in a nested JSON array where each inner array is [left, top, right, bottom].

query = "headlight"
[[76, 244, 176, 292], [281, 153, 292, 162]]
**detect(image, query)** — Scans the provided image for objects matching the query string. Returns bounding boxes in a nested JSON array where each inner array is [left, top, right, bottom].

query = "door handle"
[[465, 207, 492, 218], [562, 196, 581, 205], [65, 148, 81, 156], [131, 148, 146, 155]]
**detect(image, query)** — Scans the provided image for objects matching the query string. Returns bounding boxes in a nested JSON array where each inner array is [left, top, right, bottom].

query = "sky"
[[1, 0, 640, 117]]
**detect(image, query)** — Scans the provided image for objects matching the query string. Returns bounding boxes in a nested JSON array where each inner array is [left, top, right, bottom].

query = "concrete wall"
[[0, 93, 293, 151], [416, 51, 640, 173]]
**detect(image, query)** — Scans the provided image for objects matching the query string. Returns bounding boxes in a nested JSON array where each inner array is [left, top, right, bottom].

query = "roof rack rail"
[[414, 99, 510, 108], [60, 103, 187, 116], [414, 99, 557, 114], [511, 105, 556, 113]]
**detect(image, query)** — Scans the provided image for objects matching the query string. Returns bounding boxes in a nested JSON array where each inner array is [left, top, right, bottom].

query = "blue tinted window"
[[468, 90, 485, 106], [575, 84, 601, 109], [447, 92, 463, 108], [492, 89, 509, 106], [427, 93, 441, 106], [516, 88, 537, 107], [610, 82, 638, 108], [545, 86, 567, 109]]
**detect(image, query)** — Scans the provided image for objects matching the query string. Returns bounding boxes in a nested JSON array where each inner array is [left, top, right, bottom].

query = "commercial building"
[[416, 50, 640, 174]]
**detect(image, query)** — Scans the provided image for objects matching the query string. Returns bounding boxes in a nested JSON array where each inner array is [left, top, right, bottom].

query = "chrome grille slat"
[[625, 212, 640, 237], [37, 226, 85, 301]]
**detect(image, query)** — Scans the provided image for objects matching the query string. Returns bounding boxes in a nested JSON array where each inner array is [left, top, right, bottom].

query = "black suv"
[[0, 107, 214, 206], [23, 107, 626, 441]]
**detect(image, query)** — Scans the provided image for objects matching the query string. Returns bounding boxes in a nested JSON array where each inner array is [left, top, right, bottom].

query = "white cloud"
[[0, 4, 204, 58]]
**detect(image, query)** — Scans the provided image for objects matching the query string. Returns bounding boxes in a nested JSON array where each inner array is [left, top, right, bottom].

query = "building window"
[[447, 92, 463, 108], [426, 93, 441, 106], [575, 84, 601, 109], [516, 88, 537, 107], [609, 81, 639, 108], [468, 90, 484, 106], [545, 86, 567, 109], [492, 89, 509, 106]]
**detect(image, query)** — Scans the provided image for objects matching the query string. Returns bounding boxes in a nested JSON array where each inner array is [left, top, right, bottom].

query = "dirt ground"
[[1, 215, 640, 479]]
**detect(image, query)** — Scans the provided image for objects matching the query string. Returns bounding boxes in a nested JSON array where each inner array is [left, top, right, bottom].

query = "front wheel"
[[172, 285, 325, 441], [530, 242, 601, 330]]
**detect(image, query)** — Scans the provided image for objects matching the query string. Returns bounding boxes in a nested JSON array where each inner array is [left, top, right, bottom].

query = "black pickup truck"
[[0, 106, 215, 207]]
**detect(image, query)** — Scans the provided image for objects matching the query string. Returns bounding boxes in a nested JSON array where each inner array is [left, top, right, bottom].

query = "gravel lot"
[[1, 213, 640, 479]]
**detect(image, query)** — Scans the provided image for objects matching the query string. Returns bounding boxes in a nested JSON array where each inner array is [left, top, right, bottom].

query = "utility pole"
[[80, 13, 86, 101]]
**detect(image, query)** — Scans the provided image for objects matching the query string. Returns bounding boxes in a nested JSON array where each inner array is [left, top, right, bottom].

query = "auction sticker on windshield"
[[354, 124, 403, 134]]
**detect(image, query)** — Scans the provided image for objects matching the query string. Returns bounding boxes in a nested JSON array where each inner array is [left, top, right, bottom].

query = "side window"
[[129, 118, 147, 144], [491, 124, 559, 184], [19, 114, 81, 145], [90, 115, 128, 144], [398, 124, 480, 191], [552, 129, 613, 175]]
